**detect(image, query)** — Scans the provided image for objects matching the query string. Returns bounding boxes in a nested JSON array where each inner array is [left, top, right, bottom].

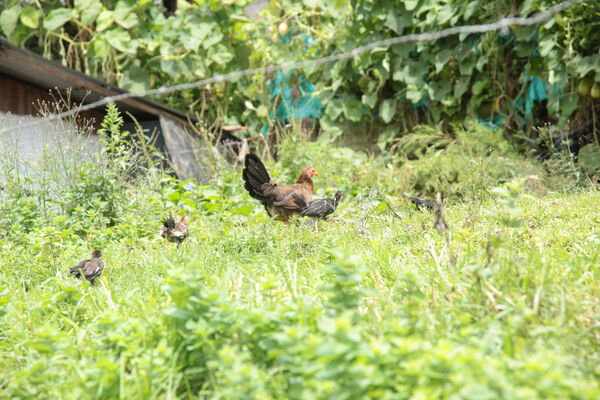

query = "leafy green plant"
[[2, 1, 598, 143], [1, 119, 600, 398], [392, 121, 544, 196], [485, 179, 527, 229], [0, 101, 166, 252]]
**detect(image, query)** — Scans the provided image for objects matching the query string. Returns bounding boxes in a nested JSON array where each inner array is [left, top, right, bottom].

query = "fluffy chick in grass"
[[160, 215, 190, 246], [70, 249, 104, 284]]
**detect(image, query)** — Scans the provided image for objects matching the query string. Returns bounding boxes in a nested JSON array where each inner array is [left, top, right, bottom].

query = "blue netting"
[[263, 32, 322, 134], [268, 71, 322, 121]]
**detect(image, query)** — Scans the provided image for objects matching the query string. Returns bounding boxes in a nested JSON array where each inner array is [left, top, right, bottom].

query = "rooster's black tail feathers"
[[243, 154, 272, 202]]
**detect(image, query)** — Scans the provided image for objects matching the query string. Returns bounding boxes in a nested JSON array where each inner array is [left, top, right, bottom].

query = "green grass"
[[0, 121, 599, 399]]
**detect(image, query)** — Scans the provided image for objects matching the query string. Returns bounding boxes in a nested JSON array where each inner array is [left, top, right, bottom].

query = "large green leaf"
[[74, 0, 93, 11], [454, 75, 470, 99], [0, 6, 21, 36], [404, 0, 420, 11], [463, 1, 479, 20], [393, 63, 421, 85], [181, 33, 202, 52], [434, 49, 451, 72], [325, 98, 343, 120], [160, 59, 180, 78], [405, 84, 423, 104], [105, 29, 135, 54], [459, 57, 476, 75], [75, 0, 103, 25], [342, 96, 363, 122], [578, 144, 600, 175], [385, 8, 410, 34], [114, 1, 138, 29], [188, 55, 208, 78], [437, 4, 455, 24], [429, 80, 451, 103], [191, 23, 211, 40], [208, 44, 234, 65], [43, 8, 74, 32], [559, 93, 579, 119], [20, 6, 39, 29], [96, 10, 113, 31], [538, 35, 556, 57], [362, 92, 378, 109], [121, 66, 151, 93], [567, 55, 600, 79], [379, 98, 397, 123], [182, 22, 212, 51], [202, 30, 224, 49], [86, 35, 110, 59]]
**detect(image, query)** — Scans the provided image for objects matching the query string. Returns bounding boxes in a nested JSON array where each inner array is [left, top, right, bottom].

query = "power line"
[[0, 0, 582, 135]]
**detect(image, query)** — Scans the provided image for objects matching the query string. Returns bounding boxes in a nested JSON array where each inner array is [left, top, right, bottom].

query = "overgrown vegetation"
[[0, 107, 599, 398], [1, 0, 599, 142]]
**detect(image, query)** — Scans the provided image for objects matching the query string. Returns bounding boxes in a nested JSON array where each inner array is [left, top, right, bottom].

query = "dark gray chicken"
[[410, 193, 446, 211], [293, 191, 343, 230], [70, 250, 104, 284]]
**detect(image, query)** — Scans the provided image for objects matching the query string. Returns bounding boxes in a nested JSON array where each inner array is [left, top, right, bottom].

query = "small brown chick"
[[160, 215, 190, 246], [70, 250, 104, 284]]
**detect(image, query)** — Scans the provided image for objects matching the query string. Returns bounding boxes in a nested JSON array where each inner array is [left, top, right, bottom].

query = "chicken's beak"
[[313, 171, 319, 177]]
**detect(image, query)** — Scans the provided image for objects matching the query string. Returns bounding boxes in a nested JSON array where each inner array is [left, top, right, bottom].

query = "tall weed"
[[391, 122, 545, 196]]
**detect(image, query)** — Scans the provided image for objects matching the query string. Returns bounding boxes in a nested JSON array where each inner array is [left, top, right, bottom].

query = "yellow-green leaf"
[[0, 5, 21, 36], [75, 0, 102, 25], [96, 10, 113, 31], [114, 1, 138, 29], [20, 6, 39, 29], [43, 8, 73, 32], [379, 98, 397, 123]]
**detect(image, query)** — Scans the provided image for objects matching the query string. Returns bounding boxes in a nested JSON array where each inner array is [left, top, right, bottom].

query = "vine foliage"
[[1, 0, 599, 141]]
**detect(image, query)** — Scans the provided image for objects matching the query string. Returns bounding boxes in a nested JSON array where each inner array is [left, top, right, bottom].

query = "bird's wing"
[[171, 223, 189, 238], [70, 259, 88, 277], [82, 259, 103, 281], [303, 199, 335, 217], [291, 192, 308, 209], [270, 184, 312, 209]]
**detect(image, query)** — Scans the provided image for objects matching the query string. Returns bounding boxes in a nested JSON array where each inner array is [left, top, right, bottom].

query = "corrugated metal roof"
[[0, 40, 192, 121]]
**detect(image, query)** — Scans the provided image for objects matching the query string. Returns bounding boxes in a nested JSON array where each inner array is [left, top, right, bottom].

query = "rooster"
[[70, 250, 104, 284], [242, 153, 318, 223], [160, 215, 190, 246]]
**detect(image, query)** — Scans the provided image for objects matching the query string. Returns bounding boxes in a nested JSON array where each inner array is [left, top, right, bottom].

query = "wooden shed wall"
[[0, 74, 54, 115], [0, 74, 104, 128]]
